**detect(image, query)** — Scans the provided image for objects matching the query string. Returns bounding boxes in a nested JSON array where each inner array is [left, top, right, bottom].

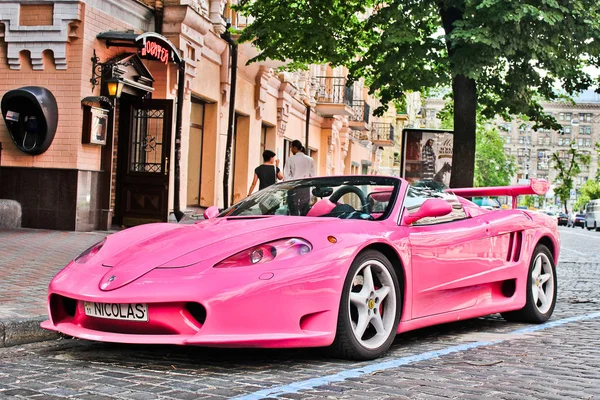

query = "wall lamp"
[[90, 50, 128, 99]]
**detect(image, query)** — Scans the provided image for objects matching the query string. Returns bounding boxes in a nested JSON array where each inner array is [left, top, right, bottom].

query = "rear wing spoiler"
[[446, 179, 550, 209]]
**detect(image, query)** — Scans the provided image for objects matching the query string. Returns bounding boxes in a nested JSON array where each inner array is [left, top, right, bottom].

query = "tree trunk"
[[450, 74, 477, 188]]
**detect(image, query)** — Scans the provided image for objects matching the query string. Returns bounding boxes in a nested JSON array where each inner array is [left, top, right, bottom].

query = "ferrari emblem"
[[368, 299, 375, 309]]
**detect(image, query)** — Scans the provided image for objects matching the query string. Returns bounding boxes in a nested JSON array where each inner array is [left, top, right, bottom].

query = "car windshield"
[[220, 176, 400, 220]]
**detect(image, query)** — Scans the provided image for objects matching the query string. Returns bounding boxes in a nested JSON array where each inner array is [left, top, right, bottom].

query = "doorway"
[[116, 98, 173, 227], [187, 98, 205, 206]]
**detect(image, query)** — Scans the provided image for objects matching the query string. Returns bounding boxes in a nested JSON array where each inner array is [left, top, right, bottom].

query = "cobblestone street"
[[0, 226, 599, 399]]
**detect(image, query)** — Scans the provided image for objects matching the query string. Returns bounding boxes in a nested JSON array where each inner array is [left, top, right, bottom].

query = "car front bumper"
[[41, 257, 350, 348]]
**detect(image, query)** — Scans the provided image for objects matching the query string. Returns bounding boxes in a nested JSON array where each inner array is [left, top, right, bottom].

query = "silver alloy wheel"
[[531, 252, 555, 314], [348, 259, 397, 350]]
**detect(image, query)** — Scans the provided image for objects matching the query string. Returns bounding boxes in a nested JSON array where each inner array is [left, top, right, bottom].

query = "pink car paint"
[[41, 177, 559, 349]]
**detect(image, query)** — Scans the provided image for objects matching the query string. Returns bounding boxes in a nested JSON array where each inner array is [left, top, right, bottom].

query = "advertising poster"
[[401, 128, 454, 187]]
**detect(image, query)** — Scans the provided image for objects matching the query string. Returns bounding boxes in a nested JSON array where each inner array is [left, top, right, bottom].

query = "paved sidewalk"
[[0, 229, 111, 347]]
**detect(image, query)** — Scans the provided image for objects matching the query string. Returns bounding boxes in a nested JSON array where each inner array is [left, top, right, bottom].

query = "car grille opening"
[[81, 319, 180, 335], [186, 302, 207, 326], [501, 279, 517, 298], [49, 294, 77, 323]]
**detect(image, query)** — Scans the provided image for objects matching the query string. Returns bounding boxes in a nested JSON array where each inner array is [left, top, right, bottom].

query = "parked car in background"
[[568, 213, 586, 228], [557, 212, 568, 226], [585, 199, 600, 231]]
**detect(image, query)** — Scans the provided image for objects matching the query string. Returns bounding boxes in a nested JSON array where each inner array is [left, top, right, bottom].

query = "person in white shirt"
[[284, 140, 315, 215], [284, 140, 315, 180]]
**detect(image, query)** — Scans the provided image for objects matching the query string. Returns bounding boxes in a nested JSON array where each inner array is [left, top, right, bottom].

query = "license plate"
[[84, 302, 148, 322]]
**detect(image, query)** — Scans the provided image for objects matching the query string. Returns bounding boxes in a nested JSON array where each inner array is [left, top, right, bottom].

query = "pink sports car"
[[41, 176, 559, 360]]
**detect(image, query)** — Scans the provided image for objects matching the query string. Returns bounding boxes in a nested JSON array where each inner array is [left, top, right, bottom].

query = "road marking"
[[231, 312, 600, 400], [559, 230, 600, 239], [560, 247, 587, 256]]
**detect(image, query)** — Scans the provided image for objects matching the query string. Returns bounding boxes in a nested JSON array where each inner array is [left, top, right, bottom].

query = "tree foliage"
[[474, 126, 516, 187], [551, 144, 591, 213], [236, 0, 600, 187], [575, 179, 600, 212], [596, 142, 600, 181], [520, 195, 544, 209]]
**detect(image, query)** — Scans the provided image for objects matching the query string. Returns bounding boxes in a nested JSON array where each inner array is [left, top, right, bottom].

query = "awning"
[[97, 31, 183, 64]]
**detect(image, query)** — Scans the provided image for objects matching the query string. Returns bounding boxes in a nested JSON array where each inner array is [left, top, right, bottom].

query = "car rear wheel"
[[501, 244, 556, 323], [331, 250, 401, 360]]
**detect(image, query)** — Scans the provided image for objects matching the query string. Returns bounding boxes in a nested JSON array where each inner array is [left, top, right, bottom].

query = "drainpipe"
[[154, 1, 163, 34], [222, 26, 238, 209], [172, 60, 186, 222], [305, 105, 310, 154]]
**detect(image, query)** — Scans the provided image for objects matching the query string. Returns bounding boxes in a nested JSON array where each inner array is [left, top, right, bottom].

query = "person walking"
[[247, 150, 283, 196], [421, 138, 436, 180], [283, 140, 315, 180], [283, 140, 315, 216]]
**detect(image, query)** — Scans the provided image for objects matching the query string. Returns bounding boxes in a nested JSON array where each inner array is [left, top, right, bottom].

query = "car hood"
[[96, 216, 327, 291]]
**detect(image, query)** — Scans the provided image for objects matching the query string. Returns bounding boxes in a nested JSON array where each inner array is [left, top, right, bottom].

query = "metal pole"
[[172, 61, 186, 222], [305, 105, 310, 153], [222, 28, 238, 209]]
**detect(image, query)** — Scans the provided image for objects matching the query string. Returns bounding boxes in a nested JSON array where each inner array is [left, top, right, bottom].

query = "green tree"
[[520, 195, 543, 209], [552, 145, 591, 213], [236, 0, 600, 188], [596, 142, 600, 181], [474, 126, 516, 187], [575, 179, 600, 212]]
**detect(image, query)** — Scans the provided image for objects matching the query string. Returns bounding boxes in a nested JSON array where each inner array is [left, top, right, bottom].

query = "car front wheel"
[[331, 250, 401, 360], [501, 244, 557, 323]]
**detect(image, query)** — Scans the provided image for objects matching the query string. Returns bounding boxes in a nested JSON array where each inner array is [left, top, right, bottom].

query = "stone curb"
[[0, 316, 59, 348]]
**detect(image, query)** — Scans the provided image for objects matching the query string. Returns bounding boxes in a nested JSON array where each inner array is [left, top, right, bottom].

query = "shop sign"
[[140, 39, 171, 65]]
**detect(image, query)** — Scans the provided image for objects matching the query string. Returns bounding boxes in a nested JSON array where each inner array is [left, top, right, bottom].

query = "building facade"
[[0, 0, 400, 231]]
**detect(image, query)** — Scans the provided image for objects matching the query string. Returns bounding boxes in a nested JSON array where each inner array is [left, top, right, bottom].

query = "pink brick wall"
[[0, 2, 143, 172], [19, 4, 54, 26], [0, 35, 84, 169]]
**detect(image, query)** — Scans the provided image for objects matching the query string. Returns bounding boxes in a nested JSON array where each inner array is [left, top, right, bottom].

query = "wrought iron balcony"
[[371, 122, 395, 147], [349, 100, 371, 131], [314, 76, 354, 116]]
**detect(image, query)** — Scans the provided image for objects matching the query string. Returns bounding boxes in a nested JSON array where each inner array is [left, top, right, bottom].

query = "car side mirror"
[[203, 206, 220, 220], [403, 198, 453, 225]]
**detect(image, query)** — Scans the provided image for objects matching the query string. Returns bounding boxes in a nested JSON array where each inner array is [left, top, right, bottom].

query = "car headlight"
[[74, 239, 106, 264], [214, 238, 312, 268]]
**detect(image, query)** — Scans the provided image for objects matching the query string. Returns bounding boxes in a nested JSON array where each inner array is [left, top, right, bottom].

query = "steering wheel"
[[329, 185, 369, 213]]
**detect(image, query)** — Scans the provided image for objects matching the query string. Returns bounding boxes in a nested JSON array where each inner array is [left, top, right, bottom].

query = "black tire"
[[330, 250, 401, 360], [501, 244, 557, 323]]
